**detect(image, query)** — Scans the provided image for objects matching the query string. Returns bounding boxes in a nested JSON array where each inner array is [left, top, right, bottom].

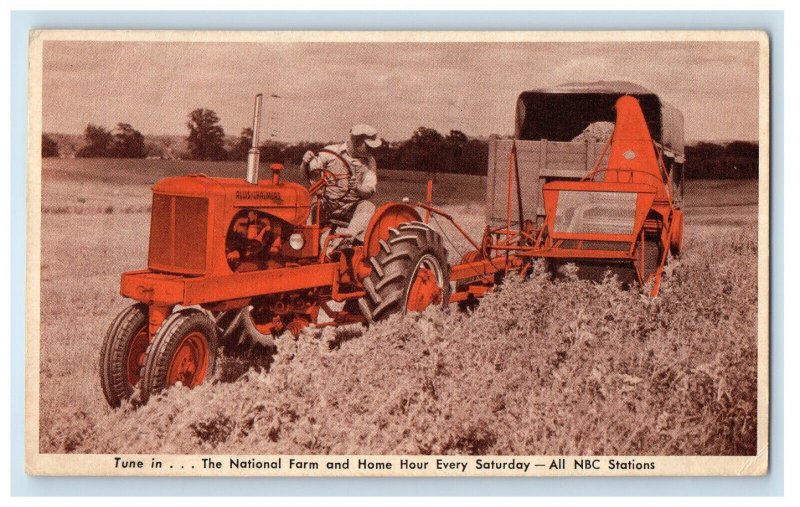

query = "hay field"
[[38, 158, 759, 455]]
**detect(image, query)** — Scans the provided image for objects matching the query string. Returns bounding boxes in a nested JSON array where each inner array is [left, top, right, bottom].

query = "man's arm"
[[302, 150, 343, 180], [300, 150, 317, 180], [352, 156, 377, 198]]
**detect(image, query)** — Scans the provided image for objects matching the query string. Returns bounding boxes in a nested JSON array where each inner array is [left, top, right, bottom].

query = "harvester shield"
[[542, 181, 657, 243]]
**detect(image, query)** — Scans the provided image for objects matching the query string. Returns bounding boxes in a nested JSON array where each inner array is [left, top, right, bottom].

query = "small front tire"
[[140, 310, 217, 403]]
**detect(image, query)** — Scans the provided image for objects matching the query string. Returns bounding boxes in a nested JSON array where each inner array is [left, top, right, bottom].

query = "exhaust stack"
[[246, 93, 263, 184]]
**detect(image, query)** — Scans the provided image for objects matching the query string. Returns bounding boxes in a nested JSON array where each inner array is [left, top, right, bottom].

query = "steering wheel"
[[308, 168, 350, 196], [306, 149, 354, 196]]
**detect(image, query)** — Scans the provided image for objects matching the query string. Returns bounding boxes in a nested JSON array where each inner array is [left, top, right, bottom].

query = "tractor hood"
[[153, 173, 311, 226]]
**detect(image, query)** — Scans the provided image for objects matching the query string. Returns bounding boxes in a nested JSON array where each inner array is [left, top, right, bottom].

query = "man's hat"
[[350, 124, 382, 148]]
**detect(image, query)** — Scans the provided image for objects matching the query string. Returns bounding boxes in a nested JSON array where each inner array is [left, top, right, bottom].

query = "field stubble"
[[38, 159, 759, 455]]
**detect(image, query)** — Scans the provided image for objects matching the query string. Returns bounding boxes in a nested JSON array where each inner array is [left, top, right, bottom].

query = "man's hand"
[[353, 169, 377, 199], [302, 150, 316, 164]]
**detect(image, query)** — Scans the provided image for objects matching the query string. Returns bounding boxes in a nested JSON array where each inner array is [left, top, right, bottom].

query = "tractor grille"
[[553, 190, 637, 235], [148, 194, 208, 274]]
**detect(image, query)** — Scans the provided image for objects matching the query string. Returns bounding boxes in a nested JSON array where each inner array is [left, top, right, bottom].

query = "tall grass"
[[42, 228, 758, 456]]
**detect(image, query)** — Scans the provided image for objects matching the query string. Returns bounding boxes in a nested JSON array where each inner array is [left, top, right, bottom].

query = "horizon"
[[41, 130, 758, 148]]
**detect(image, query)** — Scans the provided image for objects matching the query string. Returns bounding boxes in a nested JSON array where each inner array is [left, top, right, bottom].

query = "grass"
[[37, 158, 760, 456]]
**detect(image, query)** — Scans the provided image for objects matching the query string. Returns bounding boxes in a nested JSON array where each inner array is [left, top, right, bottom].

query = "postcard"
[[26, 30, 769, 476]]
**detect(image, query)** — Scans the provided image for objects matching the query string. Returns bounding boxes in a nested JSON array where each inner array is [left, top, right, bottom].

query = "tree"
[[444, 129, 469, 173], [228, 127, 253, 161], [144, 140, 166, 159], [445, 129, 468, 146], [42, 134, 59, 158], [684, 141, 759, 180], [462, 139, 489, 175], [186, 109, 227, 161], [260, 140, 288, 165], [725, 141, 758, 158], [402, 127, 447, 177], [76, 124, 113, 158], [109, 123, 146, 158], [410, 126, 445, 146]]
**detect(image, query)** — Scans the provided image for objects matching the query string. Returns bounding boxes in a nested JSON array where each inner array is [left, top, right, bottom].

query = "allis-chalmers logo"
[[235, 190, 284, 203]]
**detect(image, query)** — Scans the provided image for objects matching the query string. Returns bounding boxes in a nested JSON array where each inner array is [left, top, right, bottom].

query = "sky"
[[42, 40, 760, 143]]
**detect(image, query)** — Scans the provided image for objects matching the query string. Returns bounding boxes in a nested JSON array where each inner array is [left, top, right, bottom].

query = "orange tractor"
[[100, 93, 682, 407], [100, 94, 451, 407]]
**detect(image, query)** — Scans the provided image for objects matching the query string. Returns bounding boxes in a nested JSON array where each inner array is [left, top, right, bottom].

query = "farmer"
[[301, 124, 382, 249]]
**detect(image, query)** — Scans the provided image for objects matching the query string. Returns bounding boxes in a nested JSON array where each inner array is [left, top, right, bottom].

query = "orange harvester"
[[531, 95, 683, 294], [100, 94, 682, 407]]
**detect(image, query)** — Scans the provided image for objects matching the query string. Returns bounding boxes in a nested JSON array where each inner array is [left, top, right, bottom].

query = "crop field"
[[38, 158, 759, 455]]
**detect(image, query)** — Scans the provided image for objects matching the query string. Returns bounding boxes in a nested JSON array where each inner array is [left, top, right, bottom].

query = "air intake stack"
[[245, 93, 263, 184]]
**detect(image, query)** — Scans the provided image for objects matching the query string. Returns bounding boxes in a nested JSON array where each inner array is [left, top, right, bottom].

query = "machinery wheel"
[[670, 210, 684, 256], [99, 303, 150, 407], [635, 236, 663, 283], [140, 310, 217, 402], [359, 221, 450, 323]]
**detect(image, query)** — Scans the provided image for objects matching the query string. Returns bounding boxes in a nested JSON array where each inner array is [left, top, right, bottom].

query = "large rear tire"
[[358, 222, 450, 323], [99, 303, 149, 408], [141, 310, 217, 403]]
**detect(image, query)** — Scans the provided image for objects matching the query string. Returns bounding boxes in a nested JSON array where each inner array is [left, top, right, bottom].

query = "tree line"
[[42, 107, 758, 180], [42, 123, 147, 159], [683, 141, 759, 180], [41, 109, 223, 160], [228, 125, 490, 176]]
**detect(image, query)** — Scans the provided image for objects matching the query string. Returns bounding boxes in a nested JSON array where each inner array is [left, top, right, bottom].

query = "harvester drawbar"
[[100, 94, 682, 407]]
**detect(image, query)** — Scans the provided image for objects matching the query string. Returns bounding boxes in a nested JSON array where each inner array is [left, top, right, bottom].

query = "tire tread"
[[358, 222, 450, 323], [99, 303, 148, 408]]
